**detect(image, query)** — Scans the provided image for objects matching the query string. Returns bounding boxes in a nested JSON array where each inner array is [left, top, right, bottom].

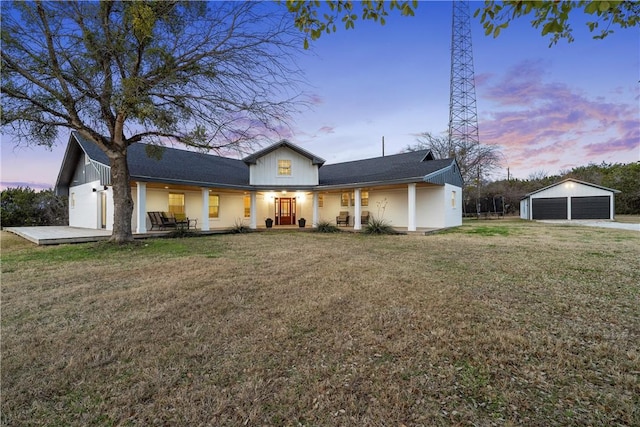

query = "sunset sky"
[[2, 1, 638, 190]]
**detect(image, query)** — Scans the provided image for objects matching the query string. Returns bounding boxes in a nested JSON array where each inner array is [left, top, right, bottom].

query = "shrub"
[[362, 217, 396, 235], [229, 218, 251, 233], [313, 220, 340, 233], [167, 227, 196, 238]]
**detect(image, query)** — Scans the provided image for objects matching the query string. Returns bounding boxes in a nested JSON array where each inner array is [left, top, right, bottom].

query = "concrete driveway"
[[538, 220, 640, 232]]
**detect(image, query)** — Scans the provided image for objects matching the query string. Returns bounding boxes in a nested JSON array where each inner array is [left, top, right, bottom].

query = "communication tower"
[[448, 0, 480, 151]]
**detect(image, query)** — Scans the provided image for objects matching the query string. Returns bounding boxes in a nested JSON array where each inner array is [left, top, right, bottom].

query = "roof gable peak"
[[243, 140, 325, 166]]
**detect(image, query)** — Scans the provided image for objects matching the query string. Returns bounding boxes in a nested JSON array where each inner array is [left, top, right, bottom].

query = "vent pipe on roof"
[[382, 136, 385, 157]]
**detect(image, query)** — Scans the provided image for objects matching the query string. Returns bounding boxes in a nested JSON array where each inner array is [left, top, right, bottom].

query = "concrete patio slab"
[[5, 226, 115, 245], [4, 224, 443, 246]]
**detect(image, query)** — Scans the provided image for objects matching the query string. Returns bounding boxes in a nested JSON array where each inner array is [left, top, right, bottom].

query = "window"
[[341, 192, 349, 207], [361, 191, 369, 207], [168, 193, 185, 214], [278, 159, 291, 176], [244, 195, 251, 218], [209, 194, 219, 218], [318, 194, 324, 208], [451, 191, 457, 208]]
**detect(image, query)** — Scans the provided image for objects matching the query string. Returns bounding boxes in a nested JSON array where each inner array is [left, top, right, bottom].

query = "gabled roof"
[[318, 150, 461, 187], [521, 178, 620, 199], [243, 140, 325, 166], [56, 132, 463, 192]]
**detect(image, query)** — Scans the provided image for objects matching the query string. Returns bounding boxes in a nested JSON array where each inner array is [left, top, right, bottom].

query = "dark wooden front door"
[[279, 198, 293, 225]]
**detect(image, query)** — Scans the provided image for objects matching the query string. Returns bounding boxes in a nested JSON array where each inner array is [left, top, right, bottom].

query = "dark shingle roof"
[[319, 150, 457, 186], [74, 133, 249, 187], [68, 132, 461, 189]]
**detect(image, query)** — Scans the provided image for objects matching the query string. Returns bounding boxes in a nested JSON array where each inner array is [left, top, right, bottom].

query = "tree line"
[[0, 188, 68, 228], [468, 162, 640, 216]]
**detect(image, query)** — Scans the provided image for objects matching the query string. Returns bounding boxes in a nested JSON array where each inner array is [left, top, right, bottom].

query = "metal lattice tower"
[[448, 0, 480, 150]]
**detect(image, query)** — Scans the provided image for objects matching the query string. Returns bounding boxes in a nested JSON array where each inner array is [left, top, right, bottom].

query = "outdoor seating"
[[148, 211, 197, 230], [336, 211, 350, 226], [148, 211, 174, 230], [361, 210, 370, 225], [174, 212, 197, 229]]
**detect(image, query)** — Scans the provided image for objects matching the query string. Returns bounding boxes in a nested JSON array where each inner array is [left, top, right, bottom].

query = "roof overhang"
[[521, 178, 621, 199]]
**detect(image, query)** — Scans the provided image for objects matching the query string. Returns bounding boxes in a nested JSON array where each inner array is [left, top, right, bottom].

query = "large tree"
[[1, 1, 305, 242], [404, 131, 502, 186], [285, 1, 639, 47]]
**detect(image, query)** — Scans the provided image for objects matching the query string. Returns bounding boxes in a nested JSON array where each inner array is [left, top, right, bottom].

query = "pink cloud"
[[318, 126, 335, 134], [308, 93, 323, 105], [477, 59, 639, 176]]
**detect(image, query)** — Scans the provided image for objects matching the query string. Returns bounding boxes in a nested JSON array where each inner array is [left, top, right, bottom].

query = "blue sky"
[[2, 1, 638, 189]]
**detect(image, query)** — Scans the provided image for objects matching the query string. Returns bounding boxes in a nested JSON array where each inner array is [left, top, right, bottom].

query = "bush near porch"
[[1, 219, 639, 426]]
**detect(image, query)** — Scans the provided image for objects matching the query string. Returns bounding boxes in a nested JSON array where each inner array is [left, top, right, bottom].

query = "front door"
[[279, 198, 293, 225], [275, 197, 296, 225]]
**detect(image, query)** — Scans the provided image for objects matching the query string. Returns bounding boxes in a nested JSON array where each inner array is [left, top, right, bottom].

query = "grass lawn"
[[2, 220, 639, 426]]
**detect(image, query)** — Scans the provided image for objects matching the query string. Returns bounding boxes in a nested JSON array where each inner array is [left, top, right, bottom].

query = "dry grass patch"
[[1, 223, 639, 426]]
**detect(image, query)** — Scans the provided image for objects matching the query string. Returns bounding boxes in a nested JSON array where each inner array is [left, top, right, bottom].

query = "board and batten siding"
[[249, 147, 319, 186]]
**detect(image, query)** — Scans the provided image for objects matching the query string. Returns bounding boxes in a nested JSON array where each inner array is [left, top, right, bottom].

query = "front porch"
[[5, 224, 439, 246]]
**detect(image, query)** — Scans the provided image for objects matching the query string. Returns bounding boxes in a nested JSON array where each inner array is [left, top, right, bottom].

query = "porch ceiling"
[[132, 181, 440, 194]]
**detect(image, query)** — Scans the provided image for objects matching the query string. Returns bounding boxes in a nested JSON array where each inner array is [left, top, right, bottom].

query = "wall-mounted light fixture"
[[103, 185, 108, 191], [92, 188, 97, 192]]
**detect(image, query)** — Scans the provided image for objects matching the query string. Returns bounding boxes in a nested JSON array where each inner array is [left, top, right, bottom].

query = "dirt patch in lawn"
[[2, 222, 639, 426]]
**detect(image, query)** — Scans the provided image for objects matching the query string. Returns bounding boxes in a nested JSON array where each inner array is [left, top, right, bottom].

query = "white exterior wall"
[[69, 181, 101, 229], [314, 185, 461, 229], [249, 147, 318, 186], [520, 199, 529, 219], [531, 181, 613, 199], [443, 184, 462, 228], [93, 183, 461, 231]]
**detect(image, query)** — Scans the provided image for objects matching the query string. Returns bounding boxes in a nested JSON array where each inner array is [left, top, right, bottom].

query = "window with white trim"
[[278, 159, 291, 176], [168, 193, 185, 215], [209, 194, 220, 218], [244, 195, 250, 218]]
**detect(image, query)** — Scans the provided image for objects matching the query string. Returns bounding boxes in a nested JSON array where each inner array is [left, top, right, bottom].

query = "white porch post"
[[408, 183, 417, 232], [250, 191, 257, 229], [312, 191, 319, 227], [201, 188, 210, 231], [136, 182, 147, 233], [610, 193, 615, 220], [354, 188, 362, 230], [567, 196, 572, 220]]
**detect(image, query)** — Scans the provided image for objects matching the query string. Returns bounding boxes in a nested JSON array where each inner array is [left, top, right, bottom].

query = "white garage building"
[[520, 178, 620, 221]]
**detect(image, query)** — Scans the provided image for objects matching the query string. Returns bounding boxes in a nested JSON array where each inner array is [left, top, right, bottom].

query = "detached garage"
[[520, 178, 620, 221]]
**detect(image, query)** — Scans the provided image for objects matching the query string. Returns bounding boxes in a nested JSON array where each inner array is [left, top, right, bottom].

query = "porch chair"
[[174, 212, 197, 229], [148, 211, 174, 230], [361, 210, 370, 225], [336, 211, 350, 226], [163, 212, 189, 229]]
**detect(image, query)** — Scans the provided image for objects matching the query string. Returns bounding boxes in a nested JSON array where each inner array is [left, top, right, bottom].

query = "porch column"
[[408, 183, 416, 232], [136, 182, 147, 233], [354, 188, 362, 230], [201, 188, 210, 231], [610, 193, 615, 220], [250, 191, 257, 229], [312, 191, 319, 227], [567, 196, 572, 220]]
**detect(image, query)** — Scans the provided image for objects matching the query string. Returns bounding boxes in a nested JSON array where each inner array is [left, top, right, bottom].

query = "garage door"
[[532, 197, 567, 220], [571, 196, 610, 219]]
